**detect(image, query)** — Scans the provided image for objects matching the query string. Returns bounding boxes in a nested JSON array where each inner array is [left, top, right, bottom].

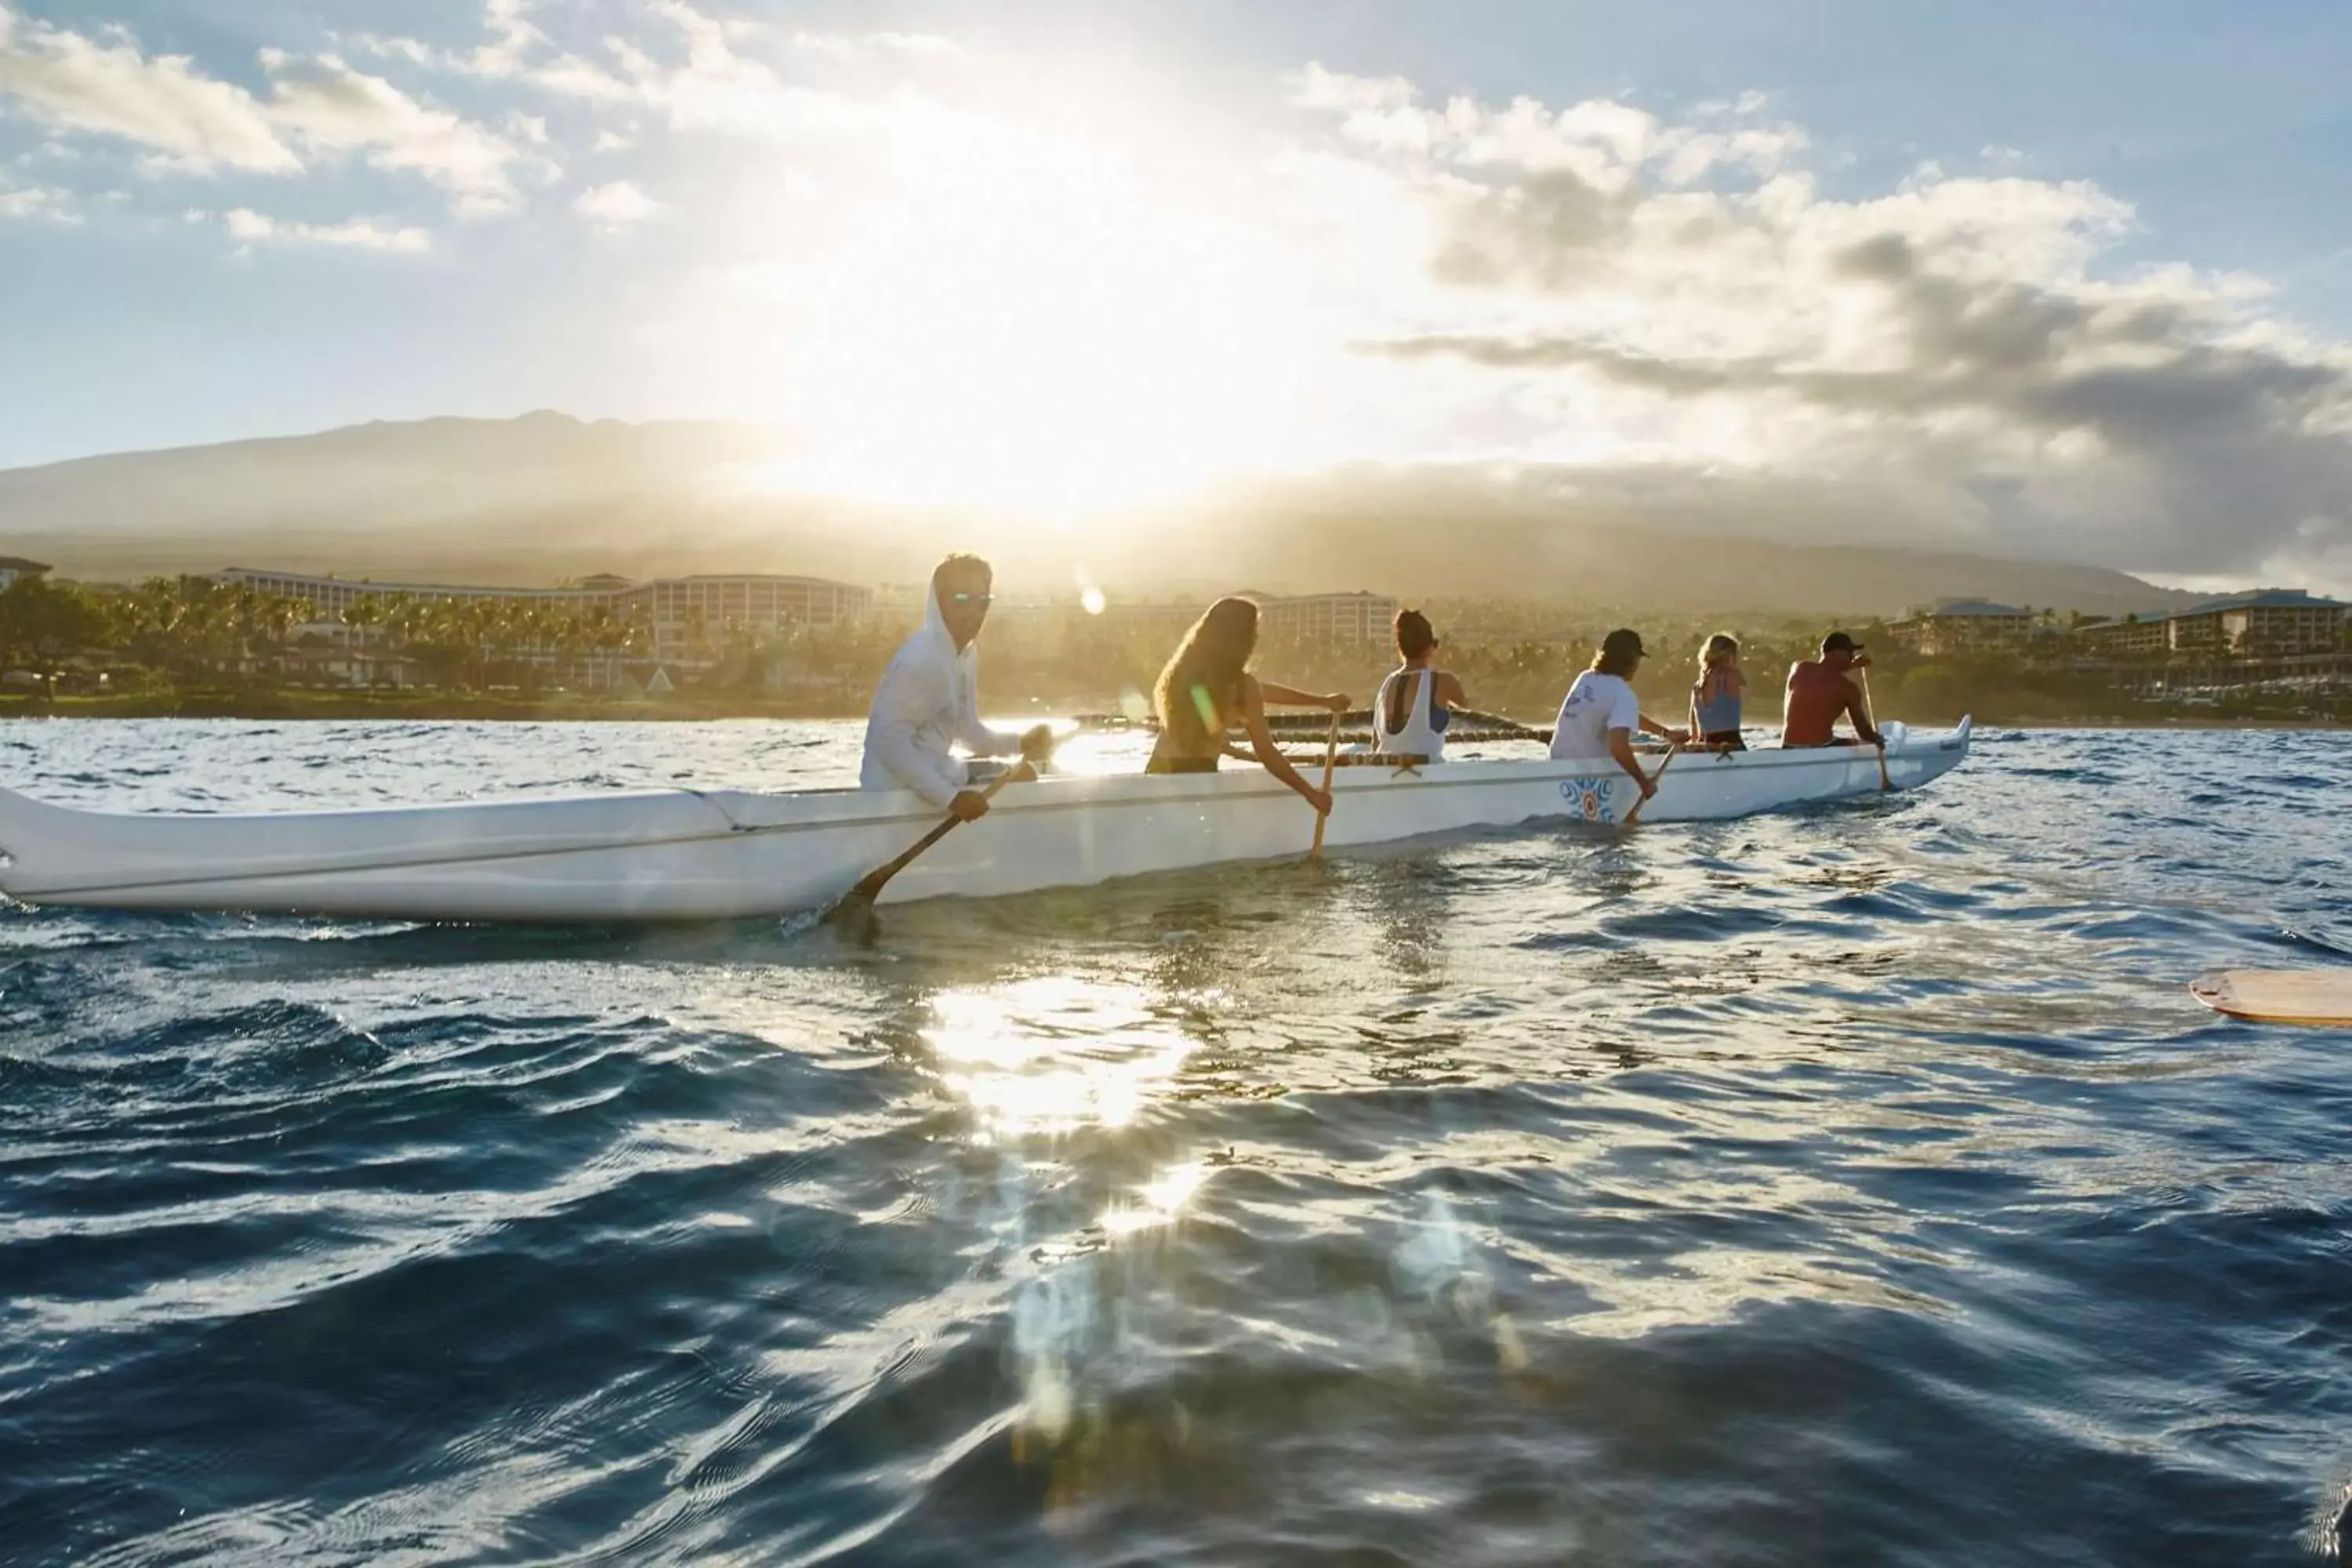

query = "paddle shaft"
[[832, 768, 1022, 913], [1858, 667, 1889, 791], [1309, 709, 1341, 855], [1455, 706, 1552, 743], [1089, 706, 1562, 748], [1621, 740, 1682, 826]]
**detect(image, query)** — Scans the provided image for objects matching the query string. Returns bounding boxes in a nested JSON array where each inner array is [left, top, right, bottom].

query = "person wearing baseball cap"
[[1549, 628, 1689, 804], [1780, 630, 1883, 749]]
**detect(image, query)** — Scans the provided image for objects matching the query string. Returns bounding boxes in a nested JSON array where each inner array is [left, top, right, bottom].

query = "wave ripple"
[[4, 720, 2350, 1566]]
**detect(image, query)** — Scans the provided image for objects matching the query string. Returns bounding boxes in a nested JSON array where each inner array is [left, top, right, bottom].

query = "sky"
[[4, 0, 2352, 590]]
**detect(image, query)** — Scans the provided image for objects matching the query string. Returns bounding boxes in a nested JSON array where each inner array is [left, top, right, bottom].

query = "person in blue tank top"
[[1688, 633, 1746, 750]]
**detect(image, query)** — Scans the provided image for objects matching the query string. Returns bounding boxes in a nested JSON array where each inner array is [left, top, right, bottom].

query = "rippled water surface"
[[4, 720, 2350, 1566]]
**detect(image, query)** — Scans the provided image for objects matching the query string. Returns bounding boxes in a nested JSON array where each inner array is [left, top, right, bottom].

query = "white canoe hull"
[[0, 720, 1971, 922]]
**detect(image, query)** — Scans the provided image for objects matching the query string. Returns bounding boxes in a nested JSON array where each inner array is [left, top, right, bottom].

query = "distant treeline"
[[1, 575, 2343, 726]]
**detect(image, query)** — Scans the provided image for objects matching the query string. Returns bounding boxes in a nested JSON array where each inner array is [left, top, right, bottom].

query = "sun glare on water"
[[742, 109, 1323, 519]]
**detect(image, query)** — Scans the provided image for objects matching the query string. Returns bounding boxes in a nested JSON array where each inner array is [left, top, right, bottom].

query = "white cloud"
[[593, 127, 633, 151], [1285, 62, 1417, 114], [788, 30, 959, 60], [528, 50, 638, 104], [350, 0, 637, 103], [215, 205, 431, 252], [1656, 124, 1810, 186], [0, 170, 77, 222], [339, 1, 906, 141], [260, 52, 543, 215], [572, 178, 662, 231], [0, 9, 548, 213], [346, 34, 436, 68], [632, 0, 877, 138], [469, 0, 543, 76], [1695, 89, 1775, 118], [1278, 74, 2352, 583], [0, 2, 299, 172]]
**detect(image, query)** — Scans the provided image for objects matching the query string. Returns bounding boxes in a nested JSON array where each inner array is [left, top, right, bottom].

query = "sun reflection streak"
[[1101, 1160, 1210, 1238], [922, 976, 1199, 1142]]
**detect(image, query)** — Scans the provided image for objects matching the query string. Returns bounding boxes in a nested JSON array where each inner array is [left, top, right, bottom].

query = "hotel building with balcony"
[[1882, 600, 2038, 657], [216, 568, 873, 663], [2074, 589, 2347, 659]]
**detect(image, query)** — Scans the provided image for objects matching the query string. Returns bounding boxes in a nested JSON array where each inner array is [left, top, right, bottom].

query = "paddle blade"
[[2190, 969, 2352, 1026], [820, 890, 879, 936]]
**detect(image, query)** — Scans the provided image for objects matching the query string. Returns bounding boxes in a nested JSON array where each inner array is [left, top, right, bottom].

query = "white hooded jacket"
[[858, 589, 1023, 807]]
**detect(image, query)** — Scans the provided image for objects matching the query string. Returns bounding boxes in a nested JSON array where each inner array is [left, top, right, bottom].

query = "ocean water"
[[2, 720, 2349, 1567]]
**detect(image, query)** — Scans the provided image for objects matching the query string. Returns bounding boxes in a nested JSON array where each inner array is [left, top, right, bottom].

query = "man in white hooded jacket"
[[859, 554, 1054, 821]]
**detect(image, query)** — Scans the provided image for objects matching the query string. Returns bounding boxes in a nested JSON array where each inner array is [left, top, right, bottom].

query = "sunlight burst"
[[744, 108, 1323, 519]]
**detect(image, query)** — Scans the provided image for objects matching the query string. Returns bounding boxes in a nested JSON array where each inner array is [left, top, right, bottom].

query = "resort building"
[[1103, 599, 1216, 641], [630, 575, 871, 660], [2074, 615, 2171, 659], [1884, 600, 2036, 657], [1258, 591, 1398, 645], [876, 587, 1400, 649], [216, 568, 615, 619], [2075, 589, 2347, 659], [2166, 589, 2346, 656], [214, 568, 873, 663], [0, 556, 53, 590]]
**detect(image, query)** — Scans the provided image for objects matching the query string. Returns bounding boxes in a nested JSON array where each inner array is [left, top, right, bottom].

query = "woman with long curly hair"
[[1146, 596, 1349, 817]]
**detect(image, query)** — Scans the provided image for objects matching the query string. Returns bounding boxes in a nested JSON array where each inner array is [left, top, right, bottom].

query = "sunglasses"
[[947, 591, 993, 607]]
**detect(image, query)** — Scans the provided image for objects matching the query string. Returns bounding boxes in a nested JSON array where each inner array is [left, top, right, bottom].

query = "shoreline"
[[0, 691, 2340, 731]]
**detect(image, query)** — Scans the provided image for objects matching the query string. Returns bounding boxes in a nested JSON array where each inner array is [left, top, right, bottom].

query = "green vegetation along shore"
[[2, 575, 2344, 728], [5, 677, 2343, 729]]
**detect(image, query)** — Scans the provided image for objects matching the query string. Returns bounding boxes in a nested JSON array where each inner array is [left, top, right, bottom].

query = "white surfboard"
[[2190, 970, 2352, 1027]]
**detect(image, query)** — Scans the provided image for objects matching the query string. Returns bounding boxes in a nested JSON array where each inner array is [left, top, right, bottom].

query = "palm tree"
[[0, 576, 107, 697], [509, 602, 558, 692], [254, 593, 306, 682], [341, 594, 387, 687]]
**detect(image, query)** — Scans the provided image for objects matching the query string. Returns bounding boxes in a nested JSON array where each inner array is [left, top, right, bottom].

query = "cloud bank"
[[1278, 67, 2352, 587], [0, 4, 543, 211], [573, 179, 662, 232]]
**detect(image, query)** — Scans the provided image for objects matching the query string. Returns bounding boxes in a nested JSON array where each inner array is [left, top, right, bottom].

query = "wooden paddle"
[[1621, 739, 1682, 827], [2190, 970, 2352, 1026], [822, 766, 1026, 931], [1858, 666, 1890, 792], [1309, 708, 1341, 856]]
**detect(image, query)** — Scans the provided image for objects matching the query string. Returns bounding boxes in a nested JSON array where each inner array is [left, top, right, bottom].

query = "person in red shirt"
[[1780, 631, 1883, 749]]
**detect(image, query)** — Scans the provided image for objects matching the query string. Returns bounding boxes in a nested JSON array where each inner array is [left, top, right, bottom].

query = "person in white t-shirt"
[[1549, 628, 1688, 804]]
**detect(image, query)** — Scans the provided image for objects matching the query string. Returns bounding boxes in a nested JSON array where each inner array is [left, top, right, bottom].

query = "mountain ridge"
[[0, 412, 2205, 617]]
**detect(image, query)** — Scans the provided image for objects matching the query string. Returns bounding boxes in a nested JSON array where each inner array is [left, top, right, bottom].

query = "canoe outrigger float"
[[0, 719, 1971, 923]]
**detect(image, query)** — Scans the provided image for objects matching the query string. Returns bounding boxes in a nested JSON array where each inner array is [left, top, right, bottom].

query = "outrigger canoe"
[[0, 719, 1970, 923]]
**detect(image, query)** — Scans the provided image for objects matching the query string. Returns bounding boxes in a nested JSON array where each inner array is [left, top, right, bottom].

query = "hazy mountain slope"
[[0, 413, 2198, 616]]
